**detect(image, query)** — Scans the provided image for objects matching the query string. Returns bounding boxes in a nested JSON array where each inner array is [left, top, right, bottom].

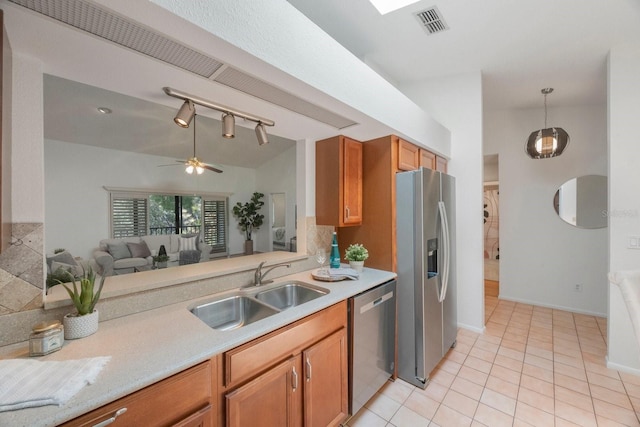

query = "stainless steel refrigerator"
[[396, 167, 456, 389]]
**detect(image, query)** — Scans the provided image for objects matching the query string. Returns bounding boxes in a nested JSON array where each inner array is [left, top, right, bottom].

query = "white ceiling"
[[43, 75, 296, 169], [287, 0, 640, 109]]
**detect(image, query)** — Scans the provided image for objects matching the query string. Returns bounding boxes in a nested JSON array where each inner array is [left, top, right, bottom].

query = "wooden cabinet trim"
[[224, 302, 347, 388]]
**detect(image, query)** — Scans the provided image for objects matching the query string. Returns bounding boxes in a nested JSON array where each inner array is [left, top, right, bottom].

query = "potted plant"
[[153, 254, 170, 269], [344, 243, 369, 272], [58, 267, 106, 339], [232, 192, 265, 255]]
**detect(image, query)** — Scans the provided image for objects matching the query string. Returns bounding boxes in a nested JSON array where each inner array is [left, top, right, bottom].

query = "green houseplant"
[[153, 254, 170, 269], [58, 267, 106, 339], [232, 192, 265, 255], [344, 243, 369, 272]]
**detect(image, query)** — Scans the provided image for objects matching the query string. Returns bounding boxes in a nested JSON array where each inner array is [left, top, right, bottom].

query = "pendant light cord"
[[544, 93, 548, 128]]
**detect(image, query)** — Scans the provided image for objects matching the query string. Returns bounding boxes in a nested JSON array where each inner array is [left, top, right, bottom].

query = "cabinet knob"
[[345, 206, 350, 219], [306, 357, 312, 382], [92, 407, 127, 427]]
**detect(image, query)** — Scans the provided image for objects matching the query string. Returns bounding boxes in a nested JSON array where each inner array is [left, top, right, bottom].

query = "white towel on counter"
[[0, 356, 110, 412]]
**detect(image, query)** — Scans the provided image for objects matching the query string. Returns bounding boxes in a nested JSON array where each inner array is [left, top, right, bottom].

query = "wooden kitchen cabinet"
[[397, 138, 420, 171], [60, 359, 215, 427], [436, 155, 448, 173], [226, 358, 302, 427], [338, 135, 446, 272], [419, 149, 436, 170], [303, 329, 348, 427], [316, 135, 363, 226], [220, 302, 348, 427]]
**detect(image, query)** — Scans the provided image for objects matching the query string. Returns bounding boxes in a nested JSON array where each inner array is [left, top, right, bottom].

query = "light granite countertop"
[[0, 267, 396, 427]]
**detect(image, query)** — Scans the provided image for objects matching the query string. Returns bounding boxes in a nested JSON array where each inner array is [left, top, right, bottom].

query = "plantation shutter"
[[203, 197, 228, 255], [111, 193, 148, 238]]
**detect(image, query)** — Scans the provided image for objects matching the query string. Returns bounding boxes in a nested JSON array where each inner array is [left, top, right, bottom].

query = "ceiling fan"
[[161, 114, 223, 174]]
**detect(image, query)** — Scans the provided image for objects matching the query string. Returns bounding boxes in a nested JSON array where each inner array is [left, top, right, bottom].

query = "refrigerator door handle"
[[438, 201, 450, 303]]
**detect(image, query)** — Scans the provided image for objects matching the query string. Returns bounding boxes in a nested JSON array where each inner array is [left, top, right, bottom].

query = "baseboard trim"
[[498, 295, 607, 318], [458, 322, 485, 334], [606, 358, 640, 376]]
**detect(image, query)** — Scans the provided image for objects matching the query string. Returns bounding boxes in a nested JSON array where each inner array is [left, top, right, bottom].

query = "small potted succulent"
[[58, 267, 106, 339], [344, 243, 369, 272]]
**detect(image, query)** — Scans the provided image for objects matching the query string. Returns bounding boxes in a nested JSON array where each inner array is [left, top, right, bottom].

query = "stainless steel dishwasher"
[[348, 279, 397, 415]]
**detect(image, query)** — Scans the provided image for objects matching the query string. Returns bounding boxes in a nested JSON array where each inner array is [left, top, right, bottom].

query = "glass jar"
[[29, 320, 64, 357]]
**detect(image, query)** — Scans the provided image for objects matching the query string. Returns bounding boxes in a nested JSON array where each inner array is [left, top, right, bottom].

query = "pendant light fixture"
[[255, 123, 269, 146], [525, 88, 569, 159]]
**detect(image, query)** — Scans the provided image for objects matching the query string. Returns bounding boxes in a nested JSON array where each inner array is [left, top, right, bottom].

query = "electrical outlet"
[[574, 284, 583, 292]]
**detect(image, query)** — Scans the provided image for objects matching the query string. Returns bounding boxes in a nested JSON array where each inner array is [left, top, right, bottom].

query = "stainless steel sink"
[[190, 296, 279, 331], [254, 281, 328, 310]]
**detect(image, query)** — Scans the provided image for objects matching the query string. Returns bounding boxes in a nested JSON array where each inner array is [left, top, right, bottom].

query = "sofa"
[[93, 234, 212, 276]]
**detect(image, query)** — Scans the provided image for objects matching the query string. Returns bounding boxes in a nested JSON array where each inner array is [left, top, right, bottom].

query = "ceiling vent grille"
[[214, 67, 358, 129], [8, 0, 224, 78], [415, 6, 449, 35], [8, 0, 358, 129]]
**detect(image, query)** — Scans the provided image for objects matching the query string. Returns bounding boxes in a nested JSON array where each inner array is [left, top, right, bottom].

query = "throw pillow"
[[179, 235, 198, 251], [127, 241, 151, 258], [107, 242, 132, 260]]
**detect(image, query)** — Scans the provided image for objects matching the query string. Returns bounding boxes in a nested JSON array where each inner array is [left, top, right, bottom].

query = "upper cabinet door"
[[436, 156, 448, 173], [397, 139, 419, 171], [342, 138, 362, 225], [316, 135, 363, 227], [419, 149, 436, 170]]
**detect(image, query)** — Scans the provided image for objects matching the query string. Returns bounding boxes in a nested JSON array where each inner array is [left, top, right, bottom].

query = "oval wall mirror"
[[553, 175, 607, 229]]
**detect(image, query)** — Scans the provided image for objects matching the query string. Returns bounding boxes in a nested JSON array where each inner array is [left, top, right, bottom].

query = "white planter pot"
[[63, 310, 99, 339], [349, 261, 364, 272]]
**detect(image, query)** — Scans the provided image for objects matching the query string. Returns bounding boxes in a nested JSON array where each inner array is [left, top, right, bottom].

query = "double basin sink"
[[190, 281, 329, 331]]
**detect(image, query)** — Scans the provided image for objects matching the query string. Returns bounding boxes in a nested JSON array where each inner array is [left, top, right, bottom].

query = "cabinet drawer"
[[224, 302, 347, 387], [61, 361, 212, 427]]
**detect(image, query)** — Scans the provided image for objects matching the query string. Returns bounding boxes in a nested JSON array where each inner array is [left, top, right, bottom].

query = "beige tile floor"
[[346, 296, 640, 426]]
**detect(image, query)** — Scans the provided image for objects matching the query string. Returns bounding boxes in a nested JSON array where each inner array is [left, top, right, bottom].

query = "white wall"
[[485, 104, 608, 316], [44, 139, 261, 259], [401, 72, 485, 333], [255, 146, 297, 253], [11, 54, 44, 222], [607, 45, 640, 372]]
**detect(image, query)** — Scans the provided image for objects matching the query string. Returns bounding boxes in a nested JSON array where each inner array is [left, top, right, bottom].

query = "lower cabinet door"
[[303, 328, 348, 427], [226, 357, 302, 427]]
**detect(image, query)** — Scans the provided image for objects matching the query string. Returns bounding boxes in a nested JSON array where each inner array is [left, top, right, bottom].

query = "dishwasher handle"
[[359, 291, 394, 314]]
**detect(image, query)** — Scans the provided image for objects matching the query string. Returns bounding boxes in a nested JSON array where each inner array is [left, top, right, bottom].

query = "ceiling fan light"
[[174, 100, 195, 128], [185, 164, 195, 174], [196, 165, 204, 174], [222, 113, 235, 139], [255, 123, 269, 145]]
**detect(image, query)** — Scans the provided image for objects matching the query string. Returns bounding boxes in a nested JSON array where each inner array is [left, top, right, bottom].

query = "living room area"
[[43, 76, 298, 289]]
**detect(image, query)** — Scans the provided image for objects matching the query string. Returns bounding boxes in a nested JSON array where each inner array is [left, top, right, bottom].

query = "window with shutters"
[[110, 193, 148, 238], [109, 191, 228, 257]]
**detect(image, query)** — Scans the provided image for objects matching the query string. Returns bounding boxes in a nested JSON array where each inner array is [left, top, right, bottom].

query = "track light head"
[[255, 123, 269, 145], [174, 100, 195, 128], [222, 113, 235, 139]]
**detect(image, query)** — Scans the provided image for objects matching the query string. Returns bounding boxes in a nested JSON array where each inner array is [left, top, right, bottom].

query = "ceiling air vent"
[[9, 0, 358, 129], [415, 6, 449, 35]]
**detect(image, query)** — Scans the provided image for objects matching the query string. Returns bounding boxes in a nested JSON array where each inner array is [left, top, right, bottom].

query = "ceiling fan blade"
[[203, 164, 223, 173], [176, 159, 188, 164]]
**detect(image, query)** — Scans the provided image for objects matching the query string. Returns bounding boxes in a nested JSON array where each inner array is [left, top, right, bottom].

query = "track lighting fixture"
[[174, 99, 195, 128], [164, 87, 274, 146], [255, 123, 269, 146], [222, 113, 235, 139]]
